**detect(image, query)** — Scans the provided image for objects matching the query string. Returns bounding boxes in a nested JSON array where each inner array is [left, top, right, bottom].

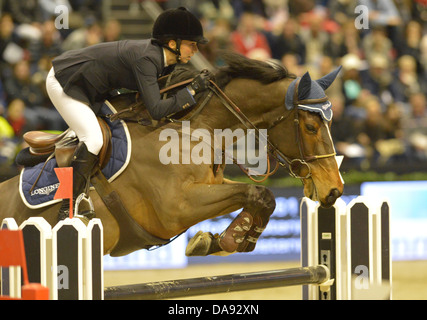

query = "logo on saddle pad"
[[30, 183, 59, 197]]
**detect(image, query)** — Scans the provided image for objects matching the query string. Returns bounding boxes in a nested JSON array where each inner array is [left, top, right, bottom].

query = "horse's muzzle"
[[322, 188, 342, 208]]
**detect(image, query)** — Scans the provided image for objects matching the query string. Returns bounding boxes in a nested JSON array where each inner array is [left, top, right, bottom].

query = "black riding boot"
[[58, 142, 99, 221]]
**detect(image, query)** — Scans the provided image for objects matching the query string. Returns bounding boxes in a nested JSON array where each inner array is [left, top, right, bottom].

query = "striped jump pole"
[[301, 196, 391, 300], [51, 217, 104, 300], [20, 217, 53, 299], [0, 217, 103, 300], [104, 265, 331, 300]]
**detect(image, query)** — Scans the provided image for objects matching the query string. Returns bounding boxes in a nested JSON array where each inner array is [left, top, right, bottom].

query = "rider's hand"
[[187, 70, 210, 95]]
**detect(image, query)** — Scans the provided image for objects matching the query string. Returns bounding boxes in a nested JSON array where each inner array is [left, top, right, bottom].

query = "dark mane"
[[216, 52, 296, 85], [167, 51, 295, 89]]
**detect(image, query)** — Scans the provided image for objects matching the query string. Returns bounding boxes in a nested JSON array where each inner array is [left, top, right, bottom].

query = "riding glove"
[[187, 69, 210, 96]]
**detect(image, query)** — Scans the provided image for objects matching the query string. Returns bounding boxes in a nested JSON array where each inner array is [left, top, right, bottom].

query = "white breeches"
[[45, 67, 103, 155]]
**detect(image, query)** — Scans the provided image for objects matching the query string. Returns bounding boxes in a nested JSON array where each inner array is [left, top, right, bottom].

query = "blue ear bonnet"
[[285, 66, 342, 121]]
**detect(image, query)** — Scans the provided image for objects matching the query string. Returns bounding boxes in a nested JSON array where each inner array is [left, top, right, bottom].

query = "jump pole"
[[104, 265, 331, 300]]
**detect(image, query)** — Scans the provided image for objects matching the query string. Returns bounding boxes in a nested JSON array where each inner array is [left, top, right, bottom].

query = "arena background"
[[0, 0, 426, 299]]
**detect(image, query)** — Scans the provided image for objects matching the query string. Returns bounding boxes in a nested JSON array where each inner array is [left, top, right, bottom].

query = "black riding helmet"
[[152, 7, 208, 60]]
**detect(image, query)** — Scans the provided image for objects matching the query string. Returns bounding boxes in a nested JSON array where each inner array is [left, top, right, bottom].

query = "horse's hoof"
[[185, 231, 214, 256]]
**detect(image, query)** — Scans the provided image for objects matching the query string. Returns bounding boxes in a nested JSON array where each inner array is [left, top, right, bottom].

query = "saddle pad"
[[19, 101, 132, 209]]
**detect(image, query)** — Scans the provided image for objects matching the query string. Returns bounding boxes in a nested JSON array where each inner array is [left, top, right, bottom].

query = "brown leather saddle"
[[23, 117, 112, 170]]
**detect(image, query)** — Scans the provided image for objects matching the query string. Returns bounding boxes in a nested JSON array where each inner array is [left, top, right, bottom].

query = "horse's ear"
[[316, 66, 342, 90], [297, 71, 312, 100]]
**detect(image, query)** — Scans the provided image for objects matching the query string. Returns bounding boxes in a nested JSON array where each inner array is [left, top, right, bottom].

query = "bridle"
[[204, 78, 336, 180], [159, 75, 336, 181]]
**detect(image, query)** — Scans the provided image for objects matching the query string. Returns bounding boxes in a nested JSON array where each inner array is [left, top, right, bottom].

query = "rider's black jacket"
[[52, 39, 195, 119]]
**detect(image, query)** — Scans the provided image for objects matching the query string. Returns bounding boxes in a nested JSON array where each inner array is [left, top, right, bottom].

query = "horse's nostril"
[[326, 188, 341, 205], [331, 188, 341, 198]]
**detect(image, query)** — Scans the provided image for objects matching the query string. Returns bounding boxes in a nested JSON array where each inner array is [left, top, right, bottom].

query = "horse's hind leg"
[[184, 182, 276, 256]]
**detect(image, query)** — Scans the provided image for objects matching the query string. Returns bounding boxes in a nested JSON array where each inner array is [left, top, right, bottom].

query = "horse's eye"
[[305, 124, 317, 133]]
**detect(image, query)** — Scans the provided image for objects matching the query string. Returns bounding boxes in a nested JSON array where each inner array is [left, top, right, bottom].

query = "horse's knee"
[[245, 185, 276, 214]]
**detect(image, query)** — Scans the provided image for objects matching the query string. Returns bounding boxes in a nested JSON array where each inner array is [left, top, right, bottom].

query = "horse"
[[0, 52, 344, 257]]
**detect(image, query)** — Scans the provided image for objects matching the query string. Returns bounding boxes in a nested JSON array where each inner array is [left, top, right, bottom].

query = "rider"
[[45, 7, 210, 221]]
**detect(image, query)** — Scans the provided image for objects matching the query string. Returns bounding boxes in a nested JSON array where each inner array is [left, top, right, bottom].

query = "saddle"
[[23, 117, 112, 170]]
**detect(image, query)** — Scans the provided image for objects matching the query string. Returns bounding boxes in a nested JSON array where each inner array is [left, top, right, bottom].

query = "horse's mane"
[[216, 51, 296, 85], [168, 51, 296, 89]]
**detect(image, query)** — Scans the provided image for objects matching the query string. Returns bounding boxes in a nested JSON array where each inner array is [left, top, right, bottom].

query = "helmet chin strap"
[[164, 38, 182, 62]]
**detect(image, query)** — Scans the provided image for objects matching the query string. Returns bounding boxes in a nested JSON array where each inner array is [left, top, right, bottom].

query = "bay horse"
[[0, 52, 343, 257]]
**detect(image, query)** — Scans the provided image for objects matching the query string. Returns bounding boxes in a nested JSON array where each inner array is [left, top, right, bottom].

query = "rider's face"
[[179, 40, 198, 63], [168, 40, 198, 64]]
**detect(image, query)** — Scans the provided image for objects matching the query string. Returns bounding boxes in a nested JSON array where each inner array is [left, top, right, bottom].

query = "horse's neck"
[[194, 78, 292, 131]]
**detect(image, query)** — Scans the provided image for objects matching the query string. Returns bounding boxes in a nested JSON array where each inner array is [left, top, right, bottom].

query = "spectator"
[[362, 26, 393, 64], [375, 102, 406, 164], [401, 92, 427, 161], [355, 96, 389, 164], [197, 0, 234, 21], [339, 20, 363, 57], [6, 0, 43, 25], [330, 94, 366, 165], [272, 17, 306, 64], [328, 0, 357, 26], [103, 18, 123, 42], [0, 110, 14, 139], [231, 0, 267, 18], [318, 56, 342, 98], [0, 111, 17, 167], [281, 53, 303, 77], [1, 98, 31, 172], [0, 13, 25, 67], [360, 53, 403, 108], [421, 34, 427, 93], [357, 0, 402, 30], [3, 60, 44, 107], [61, 17, 102, 51], [201, 17, 233, 65], [395, 55, 424, 104], [396, 20, 424, 76], [340, 53, 363, 106], [3, 60, 65, 130], [230, 12, 271, 59], [299, 12, 329, 67], [5, 98, 32, 137], [28, 19, 62, 72]]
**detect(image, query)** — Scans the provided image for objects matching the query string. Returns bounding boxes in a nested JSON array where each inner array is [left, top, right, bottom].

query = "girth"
[[90, 170, 169, 257]]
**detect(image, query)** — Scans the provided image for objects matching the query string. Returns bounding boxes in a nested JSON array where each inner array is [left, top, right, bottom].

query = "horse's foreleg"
[[184, 183, 275, 256]]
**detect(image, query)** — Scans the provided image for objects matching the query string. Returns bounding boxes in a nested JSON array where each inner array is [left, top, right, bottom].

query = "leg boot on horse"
[[185, 184, 276, 256], [58, 142, 98, 221]]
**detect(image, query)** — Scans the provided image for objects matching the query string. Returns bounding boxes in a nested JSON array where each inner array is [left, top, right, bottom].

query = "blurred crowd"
[[188, 0, 427, 170], [0, 0, 426, 176]]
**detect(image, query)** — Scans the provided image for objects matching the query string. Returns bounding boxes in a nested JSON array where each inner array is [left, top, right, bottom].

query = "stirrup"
[[74, 193, 96, 220]]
